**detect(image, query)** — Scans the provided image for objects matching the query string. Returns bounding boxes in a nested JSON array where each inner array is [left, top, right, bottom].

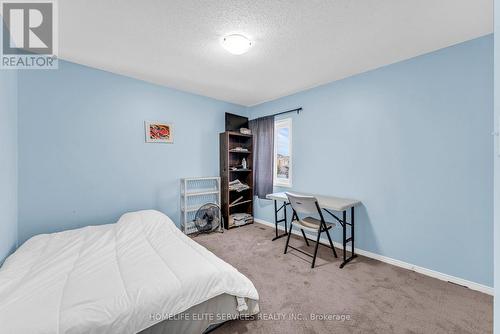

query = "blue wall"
[[17, 61, 244, 243], [494, 0, 499, 330], [0, 68, 18, 263], [12, 36, 495, 289], [248, 35, 494, 287]]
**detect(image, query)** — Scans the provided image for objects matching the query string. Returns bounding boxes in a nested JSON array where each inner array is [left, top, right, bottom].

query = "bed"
[[0, 210, 259, 333]]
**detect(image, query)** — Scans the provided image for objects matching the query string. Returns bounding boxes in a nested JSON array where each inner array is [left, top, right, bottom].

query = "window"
[[274, 118, 292, 187]]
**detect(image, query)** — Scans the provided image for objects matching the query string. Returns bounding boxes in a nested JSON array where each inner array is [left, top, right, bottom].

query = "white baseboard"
[[254, 219, 493, 296]]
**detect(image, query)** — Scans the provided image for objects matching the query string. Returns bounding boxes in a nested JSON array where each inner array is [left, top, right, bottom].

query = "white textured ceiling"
[[59, 0, 493, 106]]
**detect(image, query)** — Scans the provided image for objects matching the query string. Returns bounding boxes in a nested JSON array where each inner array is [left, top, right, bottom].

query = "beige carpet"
[[195, 223, 492, 334]]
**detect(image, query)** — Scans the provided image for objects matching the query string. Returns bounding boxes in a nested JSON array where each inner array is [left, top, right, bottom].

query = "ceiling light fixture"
[[221, 34, 252, 55]]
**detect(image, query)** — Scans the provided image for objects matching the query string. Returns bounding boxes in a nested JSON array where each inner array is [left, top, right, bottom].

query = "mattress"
[[0, 210, 259, 333], [140, 293, 259, 334]]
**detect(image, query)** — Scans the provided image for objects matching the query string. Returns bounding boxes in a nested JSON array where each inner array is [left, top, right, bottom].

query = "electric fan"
[[194, 203, 223, 234]]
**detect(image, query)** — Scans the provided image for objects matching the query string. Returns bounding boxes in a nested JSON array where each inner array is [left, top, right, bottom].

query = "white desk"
[[266, 191, 361, 268], [267, 192, 360, 212]]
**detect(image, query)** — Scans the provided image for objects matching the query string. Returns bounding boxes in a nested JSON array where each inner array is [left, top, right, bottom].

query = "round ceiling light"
[[221, 34, 253, 55]]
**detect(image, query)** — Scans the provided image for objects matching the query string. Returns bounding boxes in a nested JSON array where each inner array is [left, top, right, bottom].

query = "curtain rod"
[[271, 107, 302, 117]]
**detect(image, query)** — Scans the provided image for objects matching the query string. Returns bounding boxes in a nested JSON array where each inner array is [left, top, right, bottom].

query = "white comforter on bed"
[[0, 210, 259, 334]]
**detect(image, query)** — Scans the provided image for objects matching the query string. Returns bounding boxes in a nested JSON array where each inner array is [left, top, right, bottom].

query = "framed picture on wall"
[[145, 121, 174, 143]]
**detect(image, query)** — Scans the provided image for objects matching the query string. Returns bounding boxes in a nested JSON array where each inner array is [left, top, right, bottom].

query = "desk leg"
[[339, 207, 358, 268], [273, 200, 279, 239], [342, 211, 347, 264], [351, 207, 355, 256], [272, 200, 289, 241]]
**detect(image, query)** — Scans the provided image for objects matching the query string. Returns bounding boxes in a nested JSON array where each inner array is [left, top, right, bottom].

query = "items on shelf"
[[229, 179, 250, 192], [230, 196, 244, 206], [232, 146, 249, 152], [239, 128, 251, 135], [230, 158, 250, 171], [230, 166, 249, 171], [229, 213, 253, 227]]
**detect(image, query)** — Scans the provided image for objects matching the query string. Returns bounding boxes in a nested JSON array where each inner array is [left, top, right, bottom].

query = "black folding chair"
[[284, 193, 338, 268]]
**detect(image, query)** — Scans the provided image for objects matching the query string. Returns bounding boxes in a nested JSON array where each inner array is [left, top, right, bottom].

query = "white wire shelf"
[[180, 177, 221, 235], [181, 205, 205, 213], [182, 190, 220, 197]]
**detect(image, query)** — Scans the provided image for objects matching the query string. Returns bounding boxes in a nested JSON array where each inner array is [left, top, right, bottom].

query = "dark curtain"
[[249, 116, 274, 199]]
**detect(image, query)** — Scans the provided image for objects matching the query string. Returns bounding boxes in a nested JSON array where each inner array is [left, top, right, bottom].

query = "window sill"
[[274, 183, 292, 188]]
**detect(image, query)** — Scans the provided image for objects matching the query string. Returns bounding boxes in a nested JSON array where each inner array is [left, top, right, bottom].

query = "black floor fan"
[[194, 203, 224, 234]]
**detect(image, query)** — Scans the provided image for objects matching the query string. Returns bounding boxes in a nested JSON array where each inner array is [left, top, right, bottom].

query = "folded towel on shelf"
[[229, 213, 253, 227], [229, 179, 250, 192]]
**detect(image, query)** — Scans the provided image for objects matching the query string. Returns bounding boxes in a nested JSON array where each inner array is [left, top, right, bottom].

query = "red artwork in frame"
[[145, 121, 174, 143]]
